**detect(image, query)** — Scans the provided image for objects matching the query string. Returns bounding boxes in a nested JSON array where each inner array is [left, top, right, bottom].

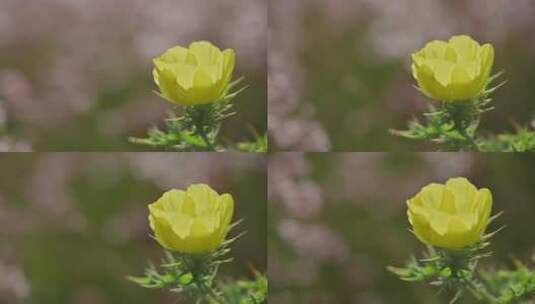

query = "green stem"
[[196, 279, 223, 304], [187, 254, 223, 304], [442, 249, 498, 303], [442, 101, 479, 151], [466, 278, 500, 304], [190, 105, 216, 151], [458, 126, 478, 151], [197, 126, 215, 151]]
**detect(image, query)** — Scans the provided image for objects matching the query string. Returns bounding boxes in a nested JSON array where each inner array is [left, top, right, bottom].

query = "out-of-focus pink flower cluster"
[[325, 153, 475, 217], [0, 257, 29, 303], [269, 153, 323, 219], [0, 0, 266, 150], [351, 0, 535, 60], [269, 153, 350, 303], [0, 153, 263, 236], [268, 1, 331, 151], [270, 0, 535, 65]]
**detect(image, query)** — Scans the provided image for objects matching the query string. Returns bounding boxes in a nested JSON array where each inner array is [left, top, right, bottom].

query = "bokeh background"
[[269, 153, 535, 303], [0, 0, 266, 151], [0, 153, 267, 304], [269, 0, 535, 151]]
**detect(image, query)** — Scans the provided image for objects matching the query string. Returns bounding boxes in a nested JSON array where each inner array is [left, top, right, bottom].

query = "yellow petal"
[[154, 46, 189, 66], [187, 66, 222, 104], [412, 62, 437, 99], [180, 194, 196, 217], [170, 213, 194, 239], [411, 52, 425, 67], [193, 65, 217, 88], [411, 35, 495, 102], [474, 188, 493, 234], [449, 35, 480, 60], [189, 218, 210, 238], [444, 46, 458, 63], [448, 215, 469, 234], [448, 66, 479, 100], [406, 177, 494, 250], [419, 183, 445, 209], [187, 184, 220, 215], [222, 49, 236, 76], [150, 212, 183, 250], [148, 184, 235, 254], [451, 65, 472, 85], [199, 215, 219, 233], [407, 202, 430, 221], [216, 49, 236, 96], [477, 44, 495, 85], [408, 209, 433, 245], [445, 177, 477, 212], [436, 216, 474, 248], [422, 40, 449, 59], [429, 209, 450, 236], [174, 63, 196, 90], [157, 189, 186, 211], [189, 41, 223, 65], [431, 60, 454, 87], [219, 193, 234, 232], [459, 60, 479, 80], [439, 188, 456, 214], [152, 41, 236, 105], [153, 68, 180, 103]]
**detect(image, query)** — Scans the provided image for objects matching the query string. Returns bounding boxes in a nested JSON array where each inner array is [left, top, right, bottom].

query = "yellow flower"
[[411, 35, 494, 101], [152, 41, 236, 106], [407, 177, 492, 249], [148, 184, 234, 254]]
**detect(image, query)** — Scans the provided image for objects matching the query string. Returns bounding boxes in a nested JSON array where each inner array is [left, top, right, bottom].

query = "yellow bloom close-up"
[[153, 41, 236, 106], [411, 35, 494, 102], [407, 177, 493, 249], [148, 184, 234, 254]]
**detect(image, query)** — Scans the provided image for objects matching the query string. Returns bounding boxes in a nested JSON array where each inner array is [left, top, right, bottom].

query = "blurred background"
[[0, 153, 267, 304], [269, 0, 535, 151], [269, 152, 535, 303], [0, 0, 266, 151]]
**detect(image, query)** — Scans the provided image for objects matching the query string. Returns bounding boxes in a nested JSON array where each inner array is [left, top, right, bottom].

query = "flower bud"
[[153, 41, 236, 106], [148, 184, 234, 254], [411, 35, 494, 101], [407, 177, 492, 249]]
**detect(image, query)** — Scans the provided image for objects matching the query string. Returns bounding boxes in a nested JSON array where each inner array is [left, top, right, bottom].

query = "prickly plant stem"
[[199, 280, 223, 304], [466, 278, 499, 304], [198, 126, 215, 151], [441, 100, 479, 151], [444, 249, 498, 303], [187, 254, 223, 304], [191, 105, 216, 151]]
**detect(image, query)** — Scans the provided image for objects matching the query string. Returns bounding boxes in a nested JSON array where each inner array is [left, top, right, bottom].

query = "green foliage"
[[388, 243, 483, 286], [481, 262, 535, 303], [128, 249, 223, 293], [129, 101, 234, 151], [236, 132, 268, 152], [129, 223, 267, 304], [388, 238, 495, 303], [393, 71, 535, 152], [390, 215, 535, 303], [219, 272, 268, 304], [479, 127, 535, 152], [391, 101, 481, 151], [130, 78, 260, 152]]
